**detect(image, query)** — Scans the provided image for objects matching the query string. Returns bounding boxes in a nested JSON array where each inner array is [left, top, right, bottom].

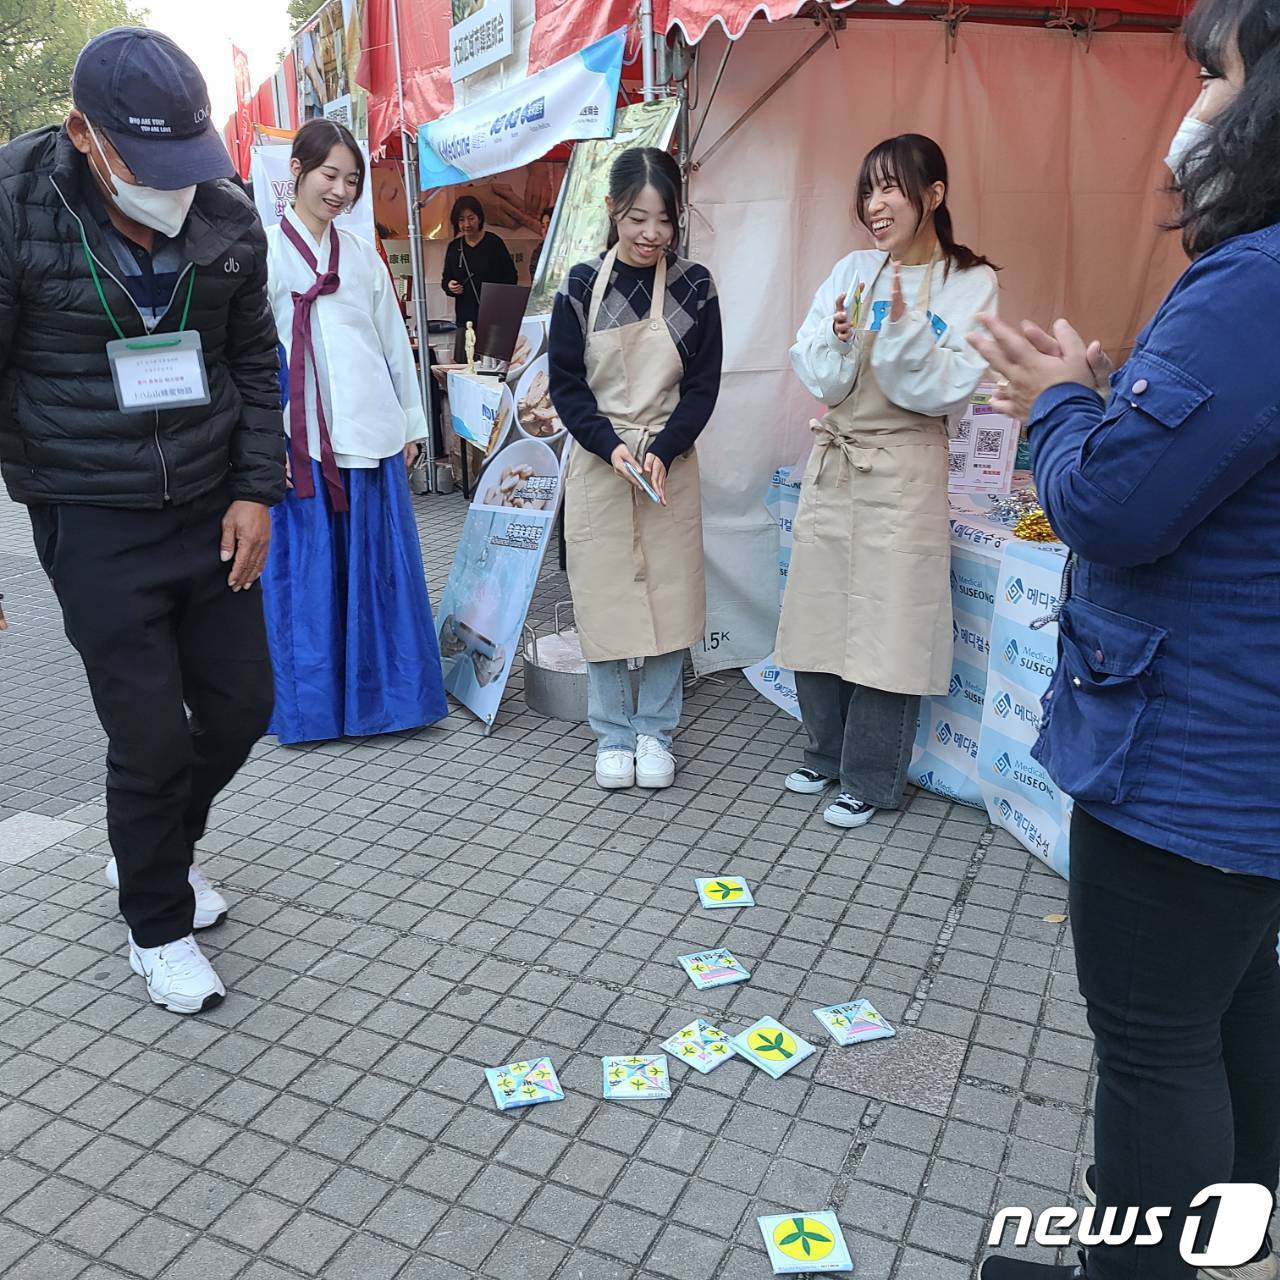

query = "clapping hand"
[[968, 314, 1095, 422], [889, 264, 907, 324]]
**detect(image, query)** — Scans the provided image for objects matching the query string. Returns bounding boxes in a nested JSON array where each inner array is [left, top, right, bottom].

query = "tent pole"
[[691, 32, 831, 171], [390, 0, 439, 495], [640, 0, 658, 100]]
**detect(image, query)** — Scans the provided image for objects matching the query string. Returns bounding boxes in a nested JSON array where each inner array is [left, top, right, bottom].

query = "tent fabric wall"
[[661, 0, 1185, 44], [686, 18, 1194, 674]]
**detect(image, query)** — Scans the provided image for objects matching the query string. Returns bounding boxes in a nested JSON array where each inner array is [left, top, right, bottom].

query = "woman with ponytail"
[[548, 147, 722, 791], [778, 134, 997, 829], [973, 0, 1280, 1274]]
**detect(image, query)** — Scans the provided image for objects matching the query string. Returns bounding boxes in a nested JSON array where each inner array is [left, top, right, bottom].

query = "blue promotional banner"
[[419, 29, 626, 192], [978, 538, 1072, 878]]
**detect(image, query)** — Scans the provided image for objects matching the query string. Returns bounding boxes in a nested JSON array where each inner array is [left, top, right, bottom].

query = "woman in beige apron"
[[548, 148, 723, 791], [777, 135, 998, 829]]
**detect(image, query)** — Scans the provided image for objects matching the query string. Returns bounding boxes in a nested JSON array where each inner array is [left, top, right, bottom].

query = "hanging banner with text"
[[450, 0, 514, 81], [419, 28, 625, 192]]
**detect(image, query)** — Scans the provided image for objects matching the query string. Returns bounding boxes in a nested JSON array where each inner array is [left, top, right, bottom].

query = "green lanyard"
[[79, 223, 195, 343]]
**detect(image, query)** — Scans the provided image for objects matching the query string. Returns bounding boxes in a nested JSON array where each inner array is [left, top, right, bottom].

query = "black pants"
[[1070, 807, 1280, 1278], [30, 492, 274, 948], [793, 670, 919, 809]]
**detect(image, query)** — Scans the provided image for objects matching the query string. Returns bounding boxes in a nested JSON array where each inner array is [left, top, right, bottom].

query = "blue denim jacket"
[[1027, 223, 1280, 879]]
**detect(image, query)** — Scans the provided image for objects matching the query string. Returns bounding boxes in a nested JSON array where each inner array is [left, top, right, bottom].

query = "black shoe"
[[1082, 1163, 1096, 1205], [784, 767, 836, 795], [980, 1252, 1087, 1279]]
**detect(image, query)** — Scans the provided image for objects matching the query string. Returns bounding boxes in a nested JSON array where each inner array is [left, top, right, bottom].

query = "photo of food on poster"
[[435, 503, 558, 728]]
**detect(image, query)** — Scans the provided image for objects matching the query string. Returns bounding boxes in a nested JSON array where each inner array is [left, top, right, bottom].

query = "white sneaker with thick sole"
[[785, 767, 837, 795], [106, 858, 228, 930], [596, 749, 635, 790], [823, 793, 877, 828], [635, 736, 676, 789], [128, 934, 226, 1015]]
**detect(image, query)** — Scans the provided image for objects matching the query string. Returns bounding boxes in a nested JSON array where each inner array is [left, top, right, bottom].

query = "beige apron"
[[775, 256, 952, 696], [564, 247, 706, 662]]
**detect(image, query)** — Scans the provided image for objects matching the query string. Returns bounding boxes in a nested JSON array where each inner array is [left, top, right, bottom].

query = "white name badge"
[[106, 330, 211, 413]]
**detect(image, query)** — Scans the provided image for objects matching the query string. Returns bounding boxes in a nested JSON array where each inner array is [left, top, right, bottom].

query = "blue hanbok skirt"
[[261, 454, 449, 745]]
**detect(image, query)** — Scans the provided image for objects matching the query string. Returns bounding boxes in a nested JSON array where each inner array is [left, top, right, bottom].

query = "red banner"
[[232, 45, 254, 180]]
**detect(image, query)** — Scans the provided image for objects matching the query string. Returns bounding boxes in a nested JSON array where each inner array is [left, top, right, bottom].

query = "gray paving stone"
[[0, 493, 1104, 1280]]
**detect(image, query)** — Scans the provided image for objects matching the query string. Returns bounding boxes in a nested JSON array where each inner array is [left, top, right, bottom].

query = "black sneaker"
[[822, 793, 877, 828], [784, 767, 836, 795], [1082, 1164, 1096, 1205], [980, 1252, 1087, 1279]]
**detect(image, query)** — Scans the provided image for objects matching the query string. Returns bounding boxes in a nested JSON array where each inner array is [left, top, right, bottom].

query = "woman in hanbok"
[[261, 119, 447, 744]]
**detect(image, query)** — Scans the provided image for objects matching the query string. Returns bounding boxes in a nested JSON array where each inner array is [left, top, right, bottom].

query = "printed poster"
[[527, 99, 681, 313], [435, 377, 571, 730]]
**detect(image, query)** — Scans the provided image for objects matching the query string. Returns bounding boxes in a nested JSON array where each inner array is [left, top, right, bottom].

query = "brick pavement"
[[0, 489, 1094, 1280]]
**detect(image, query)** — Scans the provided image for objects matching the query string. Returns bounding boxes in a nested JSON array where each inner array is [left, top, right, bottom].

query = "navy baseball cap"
[[72, 27, 233, 190]]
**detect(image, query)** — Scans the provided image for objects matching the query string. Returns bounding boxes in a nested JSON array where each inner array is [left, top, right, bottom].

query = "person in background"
[[0, 27, 284, 1014], [529, 204, 554, 283], [262, 119, 447, 746], [442, 194, 516, 362], [549, 147, 722, 792], [973, 0, 1280, 1275], [779, 134, 997, 830]]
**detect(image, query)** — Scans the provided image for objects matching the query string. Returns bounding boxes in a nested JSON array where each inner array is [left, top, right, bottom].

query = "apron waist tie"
[[812, 421, 875, 482]]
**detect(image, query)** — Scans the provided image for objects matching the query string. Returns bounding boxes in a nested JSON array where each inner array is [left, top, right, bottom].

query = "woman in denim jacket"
[[974, 0, 1280, 1275]]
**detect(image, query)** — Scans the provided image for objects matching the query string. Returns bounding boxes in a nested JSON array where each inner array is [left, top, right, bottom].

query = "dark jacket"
[[1027, 223, 1280, 878], [0, 126, 284, 509], [441, 230, 516, 329]]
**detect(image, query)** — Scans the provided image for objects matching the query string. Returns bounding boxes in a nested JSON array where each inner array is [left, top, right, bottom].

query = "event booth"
[[232, 0, 1193, 875]]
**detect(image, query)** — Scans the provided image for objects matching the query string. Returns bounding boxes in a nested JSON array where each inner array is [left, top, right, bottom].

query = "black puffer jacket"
[[0, 126, 284, 508]]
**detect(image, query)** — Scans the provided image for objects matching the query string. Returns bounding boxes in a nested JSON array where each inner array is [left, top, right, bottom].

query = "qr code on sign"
[[974, 427, 1004, 460], [955, 417, 972, 441], [948, 451, 966, 476]]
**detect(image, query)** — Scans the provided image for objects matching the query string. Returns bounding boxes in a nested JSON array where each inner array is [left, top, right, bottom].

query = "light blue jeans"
[[586, 649, 686, 751]]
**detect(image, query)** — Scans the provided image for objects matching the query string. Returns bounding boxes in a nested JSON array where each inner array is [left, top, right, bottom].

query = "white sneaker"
[[635, 735, 676, 789], [1199, 1254, 1279, 1280], [823, 793, 877, 828], [785, 767, 837, 795], [596, 749, 635, 790], [105, 858, 229, 930], [128, 934, 226, 1015]]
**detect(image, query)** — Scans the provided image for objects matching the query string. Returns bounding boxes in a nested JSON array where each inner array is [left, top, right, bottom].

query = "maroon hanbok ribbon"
[[281, 217, 347, 512]]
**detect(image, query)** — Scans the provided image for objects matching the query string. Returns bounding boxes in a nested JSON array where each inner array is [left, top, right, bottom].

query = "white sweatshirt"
[[791, 250, 998, 431], [267, 203, 427, 469]]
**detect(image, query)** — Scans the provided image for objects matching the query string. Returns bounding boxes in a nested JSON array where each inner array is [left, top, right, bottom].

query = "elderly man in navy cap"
[[0, 28, 285, 1014]]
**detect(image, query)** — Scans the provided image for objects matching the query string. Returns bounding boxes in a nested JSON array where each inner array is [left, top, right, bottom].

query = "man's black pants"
[[30, 490, 274, 948]]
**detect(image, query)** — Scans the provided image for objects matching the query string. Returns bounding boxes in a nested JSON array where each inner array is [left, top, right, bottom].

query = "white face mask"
[[86, 122, 196, 237], [1165, 114, 1212, 177]]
